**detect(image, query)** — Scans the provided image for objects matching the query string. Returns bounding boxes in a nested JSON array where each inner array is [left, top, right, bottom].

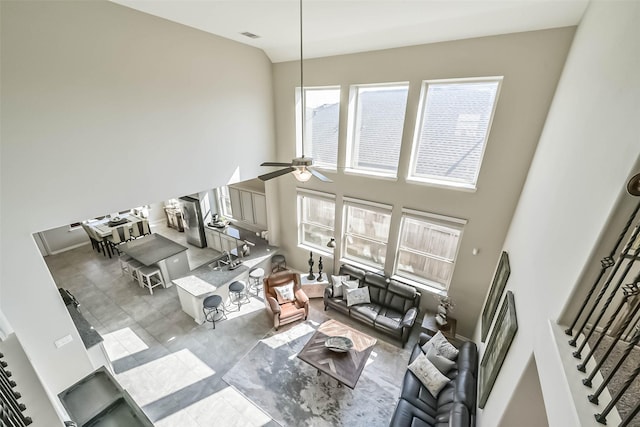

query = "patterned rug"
[[222, 320, 407, 426]]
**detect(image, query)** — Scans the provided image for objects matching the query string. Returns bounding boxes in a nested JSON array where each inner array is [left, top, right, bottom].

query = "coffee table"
[[297, 319, 377, 389]]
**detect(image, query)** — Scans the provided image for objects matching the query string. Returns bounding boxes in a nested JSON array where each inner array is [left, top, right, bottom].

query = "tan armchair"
[[263, 270, 309, 330]]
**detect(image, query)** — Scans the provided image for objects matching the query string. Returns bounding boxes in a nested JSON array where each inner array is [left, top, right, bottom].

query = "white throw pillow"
[[408, 353, 450, 398], [425, 346, 456, 375], [274, 281, 295, 304], [331, 275, 351, 298], [342, 279, 359, 291], [421, 331, 459, 360], [346, 286, 371, 307]]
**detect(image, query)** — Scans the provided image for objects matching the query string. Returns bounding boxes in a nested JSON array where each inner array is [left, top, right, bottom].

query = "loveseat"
[[323, 264, 420, 347], [389, 332, 478, 427]]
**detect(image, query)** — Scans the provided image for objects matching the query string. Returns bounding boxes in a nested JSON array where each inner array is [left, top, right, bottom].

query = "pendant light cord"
[[299, 0, 305, 158]]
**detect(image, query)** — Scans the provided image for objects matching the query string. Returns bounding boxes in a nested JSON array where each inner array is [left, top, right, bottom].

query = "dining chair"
[[87, 225, 110, 258], [130, 222, 141, 239], [107, 229, 123, 256], [141, 219, 151, 236], [81, 223, 99, 253]]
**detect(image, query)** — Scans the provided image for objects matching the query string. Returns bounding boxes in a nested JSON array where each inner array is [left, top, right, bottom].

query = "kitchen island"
[[173, 229, 278, 324], [118, 233, 190, 287]]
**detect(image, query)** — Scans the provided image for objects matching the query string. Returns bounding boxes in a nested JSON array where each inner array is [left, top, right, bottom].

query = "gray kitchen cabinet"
[[252, 193, 267, 228], [228, 186, 267, 229], [205, 228, 222, 252], [240, 190, 254, 223], [229, 187, 242, 221]]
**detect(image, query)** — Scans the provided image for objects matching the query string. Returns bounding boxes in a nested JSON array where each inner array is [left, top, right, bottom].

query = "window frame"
[[392, 208, 466, 293], [340, 197, 393, 271], [216, 186, 233, 219], [297, 189, 336, 257], [345, 82, 410, 179], [295, 85, 341, 171], [407, 77, 502, 191]]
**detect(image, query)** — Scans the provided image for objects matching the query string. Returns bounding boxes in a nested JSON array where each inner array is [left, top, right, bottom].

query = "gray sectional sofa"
[[323, 264, 421, 347], [390, 332, 478, 427]]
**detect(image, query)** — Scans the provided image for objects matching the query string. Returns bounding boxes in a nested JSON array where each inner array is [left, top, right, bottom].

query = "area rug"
[[222, 320, 407, 426]]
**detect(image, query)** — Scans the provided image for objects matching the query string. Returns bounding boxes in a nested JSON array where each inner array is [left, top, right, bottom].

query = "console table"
[[421, 313, 457, 341], [300, 273, 330, 298]]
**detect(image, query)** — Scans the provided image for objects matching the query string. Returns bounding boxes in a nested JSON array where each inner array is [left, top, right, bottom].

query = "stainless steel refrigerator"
[[179, 196, 206, 248]]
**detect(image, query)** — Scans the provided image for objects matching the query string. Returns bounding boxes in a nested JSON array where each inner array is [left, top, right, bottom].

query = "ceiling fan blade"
[[261, 162, 293, 167], [310, 168, 333, 182], [258, 167, 295, 181]]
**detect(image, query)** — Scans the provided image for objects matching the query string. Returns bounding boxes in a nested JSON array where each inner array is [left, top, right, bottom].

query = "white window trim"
[[295, 85, 341, 171], [297, 189, 336, 256], [341, 197, 393, 270], [343, 197, 392, 211], [345, 82, 410, 177], [408, 76, 503, 190], [392, 209, 466, 292]]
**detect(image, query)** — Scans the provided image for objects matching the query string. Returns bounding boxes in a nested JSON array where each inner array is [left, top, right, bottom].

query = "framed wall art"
[[481, 251, 510, 342], [478, 290, 518, 409]]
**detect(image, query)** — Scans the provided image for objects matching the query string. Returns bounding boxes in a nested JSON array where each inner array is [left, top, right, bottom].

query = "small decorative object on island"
[[317, 257, 324, 280], [435, 295, 455, 327], [307, 251, 315, 280]]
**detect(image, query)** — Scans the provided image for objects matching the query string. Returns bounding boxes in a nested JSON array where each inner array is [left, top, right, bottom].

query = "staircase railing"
[[0, 351, 33, 426], [564, 172, 640, 425]]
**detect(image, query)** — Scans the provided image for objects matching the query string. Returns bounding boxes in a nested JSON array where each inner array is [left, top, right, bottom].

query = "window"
[[342, 198, 392, 269], [216, 186, 232, 218], [296, 86, 340, 169], [297, 190, 335, 255], [346, 83, 409, 177], [409, 78, 501, 189], [394, 210, 465, 291]]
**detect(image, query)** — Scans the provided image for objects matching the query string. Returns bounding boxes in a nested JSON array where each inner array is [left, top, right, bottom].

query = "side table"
[[300, 273, 330, 298], [421, 313, 457, 340]]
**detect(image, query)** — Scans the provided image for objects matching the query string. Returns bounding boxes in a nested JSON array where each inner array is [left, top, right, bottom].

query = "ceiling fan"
[[258, 0, 332, 184]]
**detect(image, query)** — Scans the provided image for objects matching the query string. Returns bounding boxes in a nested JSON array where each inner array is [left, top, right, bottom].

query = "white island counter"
[[173, 275, 230, 324]]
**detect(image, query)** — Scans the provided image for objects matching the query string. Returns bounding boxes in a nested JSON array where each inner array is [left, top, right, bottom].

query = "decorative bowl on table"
[[324, 336, 353, 353]]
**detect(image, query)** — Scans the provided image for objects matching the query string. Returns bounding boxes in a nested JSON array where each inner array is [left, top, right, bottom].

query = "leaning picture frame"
[[478, 291, 518, 409], [481, 251, 510, 342]]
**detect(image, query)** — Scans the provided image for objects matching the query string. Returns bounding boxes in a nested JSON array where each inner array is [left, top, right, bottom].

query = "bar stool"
[[118, 255, 133, 276], [138, 266, 164, 295], [228, 281, 249, 311], [127, 259, 144, 284], [248, 267, 264, 297], [271, 255, 287, 273], [202, 295, 226, 329]]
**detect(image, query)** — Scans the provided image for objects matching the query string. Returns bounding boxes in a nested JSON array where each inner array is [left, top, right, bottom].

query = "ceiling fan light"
[[293, 167, 313, 182]]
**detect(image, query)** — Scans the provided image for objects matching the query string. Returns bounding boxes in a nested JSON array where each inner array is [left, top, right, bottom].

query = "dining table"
[[87, 214, 143, 238]]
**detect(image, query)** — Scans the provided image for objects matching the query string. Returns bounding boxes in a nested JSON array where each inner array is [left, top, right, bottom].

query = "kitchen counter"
[[118, 233, 187, 266], [118, 233, 190, 287], [205, 223, 261, 242], [173, 228, 278, 323], [66, 304, 103, 349]]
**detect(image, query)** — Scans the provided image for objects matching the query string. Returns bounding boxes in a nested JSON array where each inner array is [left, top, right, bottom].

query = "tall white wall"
[[271, 28, 575, 336], [0, 0, 275, 401], [475, 1, 640, 425]]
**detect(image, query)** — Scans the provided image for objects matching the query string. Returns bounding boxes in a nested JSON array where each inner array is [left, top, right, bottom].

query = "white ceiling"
[[111, 0, 588, 63]]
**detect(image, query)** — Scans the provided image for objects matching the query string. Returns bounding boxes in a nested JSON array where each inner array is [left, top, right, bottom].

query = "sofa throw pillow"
[[426, 345, 456, 375], [274, 281, 295, 304], [342, 279, 359, 291], [331, 275, 351, 298], [346, 286, 371, 307], [421, 331, 459, 360], [408, 353, 450, 398]]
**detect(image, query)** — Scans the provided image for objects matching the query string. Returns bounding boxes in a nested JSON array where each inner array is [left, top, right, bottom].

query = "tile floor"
[[44, 223, 415, 426]]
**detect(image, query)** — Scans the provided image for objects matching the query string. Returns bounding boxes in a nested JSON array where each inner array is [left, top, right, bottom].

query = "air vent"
[[240, 31, 260, 39]]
